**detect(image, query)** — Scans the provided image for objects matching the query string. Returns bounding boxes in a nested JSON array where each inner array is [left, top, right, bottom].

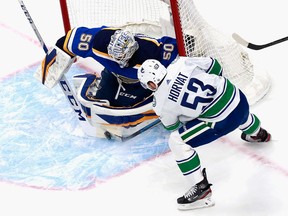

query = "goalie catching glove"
[[34, 46, 75, 88]]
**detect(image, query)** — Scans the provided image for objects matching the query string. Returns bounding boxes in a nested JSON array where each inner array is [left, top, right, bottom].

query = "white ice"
[[0, 0, 288, 215]]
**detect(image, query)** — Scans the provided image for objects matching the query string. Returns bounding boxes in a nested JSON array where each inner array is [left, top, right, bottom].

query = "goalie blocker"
[[34, 46, 75, 89]]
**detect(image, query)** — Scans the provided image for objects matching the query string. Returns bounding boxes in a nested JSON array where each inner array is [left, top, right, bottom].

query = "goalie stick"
[[232, 33, 288, 50], [18, 0, 158, 141], [105, 118, 161, 142]]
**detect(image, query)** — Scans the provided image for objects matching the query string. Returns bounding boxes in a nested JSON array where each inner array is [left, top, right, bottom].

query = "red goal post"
[[59, 0, 270, 105]]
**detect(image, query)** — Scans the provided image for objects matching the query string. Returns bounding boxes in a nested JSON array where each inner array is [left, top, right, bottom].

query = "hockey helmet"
[[108, 30, 139, 68], [138, 59, 167, 91]]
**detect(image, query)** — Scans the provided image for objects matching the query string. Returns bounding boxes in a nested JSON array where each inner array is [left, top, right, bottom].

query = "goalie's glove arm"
[[56, 36, 76, 58]]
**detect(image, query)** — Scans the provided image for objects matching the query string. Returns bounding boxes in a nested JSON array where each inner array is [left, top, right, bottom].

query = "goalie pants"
[[95, 68, 153, 107]]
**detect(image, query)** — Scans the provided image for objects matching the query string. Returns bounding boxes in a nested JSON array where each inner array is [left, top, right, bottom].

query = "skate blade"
[[177, 197, 215, 211]]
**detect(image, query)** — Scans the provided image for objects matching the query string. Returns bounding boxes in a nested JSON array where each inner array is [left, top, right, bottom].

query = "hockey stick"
[[18, 0, 48, 53], [105, 118, 161, 142], [121, 118, 161, 142], [232, 33, 288, 50]]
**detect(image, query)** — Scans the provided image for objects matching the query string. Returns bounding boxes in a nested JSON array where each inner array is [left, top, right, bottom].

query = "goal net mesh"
[[60, 0, 270, 105]]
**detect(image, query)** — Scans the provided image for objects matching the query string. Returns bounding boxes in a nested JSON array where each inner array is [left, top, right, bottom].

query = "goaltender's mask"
[[138, 59, 167, 91], [108, 30, 139, 68]]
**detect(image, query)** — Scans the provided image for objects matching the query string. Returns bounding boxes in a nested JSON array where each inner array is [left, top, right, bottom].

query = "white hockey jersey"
[[153, 56, 241, 130]]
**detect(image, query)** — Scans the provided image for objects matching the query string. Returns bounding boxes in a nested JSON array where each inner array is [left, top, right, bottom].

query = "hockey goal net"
[[59, 0, 270, 105]]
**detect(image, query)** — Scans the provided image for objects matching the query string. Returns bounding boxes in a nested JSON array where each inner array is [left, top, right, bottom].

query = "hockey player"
[[48, 26, 178, 107], [137, 56, 271, 210]]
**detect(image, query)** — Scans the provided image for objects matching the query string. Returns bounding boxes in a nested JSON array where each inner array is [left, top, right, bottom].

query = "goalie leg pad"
[[34, 46, 75, 89]]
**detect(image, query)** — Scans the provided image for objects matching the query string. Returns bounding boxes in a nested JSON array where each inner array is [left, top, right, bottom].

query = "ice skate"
[[241, 127, 271, 142], [177, 168, 215, 210]]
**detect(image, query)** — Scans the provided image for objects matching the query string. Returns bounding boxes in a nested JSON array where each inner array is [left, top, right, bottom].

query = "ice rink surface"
[[1, 0, 288, 215]]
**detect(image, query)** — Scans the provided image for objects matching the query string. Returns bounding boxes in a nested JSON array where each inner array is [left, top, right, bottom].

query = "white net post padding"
[[60, 0, 270, 105]]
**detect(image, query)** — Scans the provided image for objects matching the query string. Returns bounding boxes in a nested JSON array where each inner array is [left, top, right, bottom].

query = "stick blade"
[[232, 33, 249, 47]]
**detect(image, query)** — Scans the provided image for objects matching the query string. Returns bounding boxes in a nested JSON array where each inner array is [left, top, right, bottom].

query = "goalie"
[[54, 26, 178, 106], [35, 26, 179, 139]]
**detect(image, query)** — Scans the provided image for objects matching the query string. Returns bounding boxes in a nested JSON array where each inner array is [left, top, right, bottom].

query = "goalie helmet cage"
[[59, 0, 270, 105]]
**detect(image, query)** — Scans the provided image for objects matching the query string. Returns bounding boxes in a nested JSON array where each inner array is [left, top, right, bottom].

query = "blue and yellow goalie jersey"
[[56, 26, 179, 80]]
